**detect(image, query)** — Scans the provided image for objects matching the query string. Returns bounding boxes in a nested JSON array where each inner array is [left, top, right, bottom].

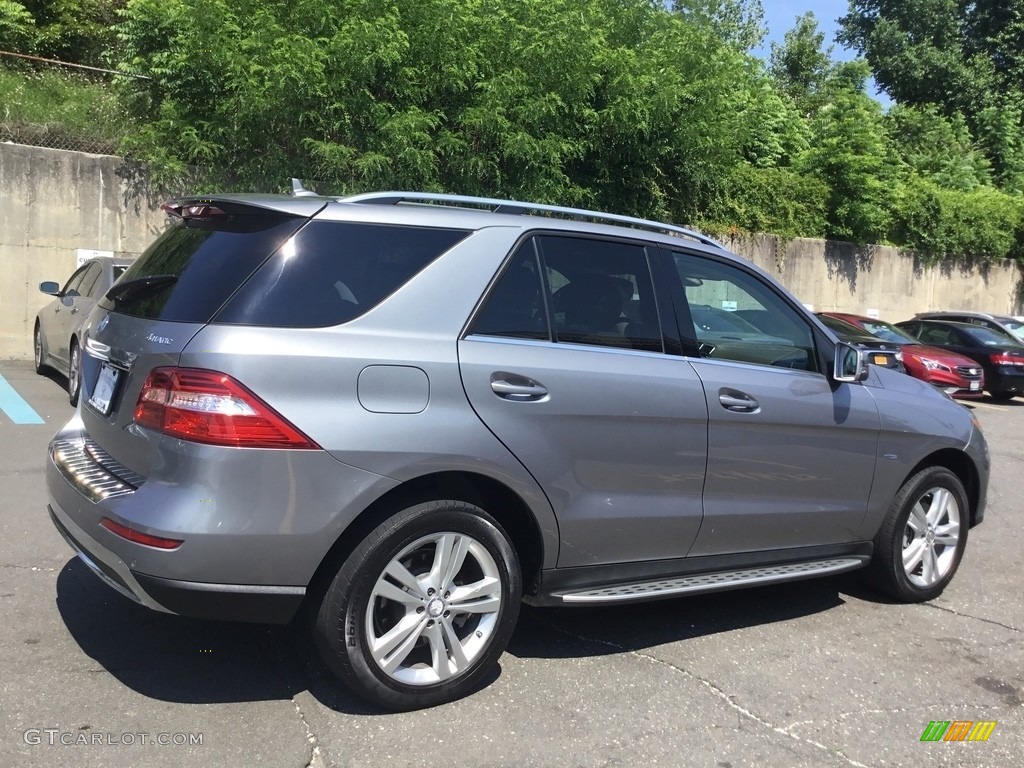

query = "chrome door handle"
[[719, 391, 759, 413], [490, 376, 548, 401]]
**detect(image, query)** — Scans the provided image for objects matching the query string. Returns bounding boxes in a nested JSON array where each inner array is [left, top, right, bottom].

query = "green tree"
[[799, 61, 894, 242], [839, 0, 1024, 187], [670, 0, 766, 51], [20, 1, 126, 66], [0, 1, 35, 52], [885, 105, 992, 191], [113, 0, 756, 223], [769, 12, 833, 117]]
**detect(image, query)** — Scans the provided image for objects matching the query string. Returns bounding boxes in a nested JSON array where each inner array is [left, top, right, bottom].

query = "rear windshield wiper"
[[106, 274, 178, 303]]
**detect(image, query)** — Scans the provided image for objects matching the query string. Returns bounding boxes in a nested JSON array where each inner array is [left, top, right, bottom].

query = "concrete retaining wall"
[[1, 143, 1021, 359], [0, 143, 166, 359]]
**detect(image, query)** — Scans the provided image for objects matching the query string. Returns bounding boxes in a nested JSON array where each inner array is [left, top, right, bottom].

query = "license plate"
[[873, 354, 888, 365], [88, 362, 121, 415], [970, 381, 980, 391]]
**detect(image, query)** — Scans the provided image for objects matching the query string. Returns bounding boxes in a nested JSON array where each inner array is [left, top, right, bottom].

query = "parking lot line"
[[0, 373, 45, 424]]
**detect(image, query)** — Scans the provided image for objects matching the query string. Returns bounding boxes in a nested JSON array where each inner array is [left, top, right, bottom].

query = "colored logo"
[[920, 721, 997, 742]]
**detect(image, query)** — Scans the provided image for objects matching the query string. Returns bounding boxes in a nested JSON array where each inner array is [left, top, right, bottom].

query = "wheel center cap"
[[926, 529, 935, 544], [426, 597, 445, 618]]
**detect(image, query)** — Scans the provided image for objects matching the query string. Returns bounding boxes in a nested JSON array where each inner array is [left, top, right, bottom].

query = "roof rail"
[[339, 191, 725, 249]]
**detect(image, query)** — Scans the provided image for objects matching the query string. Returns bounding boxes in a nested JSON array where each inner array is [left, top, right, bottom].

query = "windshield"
[[999, 318, 1024, 341], [857, 319, 920, 344]]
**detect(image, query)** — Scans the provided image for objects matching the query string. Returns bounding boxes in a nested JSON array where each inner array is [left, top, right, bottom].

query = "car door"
[[662, 248, 881, 556], [45, 263, 92, 368], [459, 234, 709, 568], [76, 260, 105, 317]]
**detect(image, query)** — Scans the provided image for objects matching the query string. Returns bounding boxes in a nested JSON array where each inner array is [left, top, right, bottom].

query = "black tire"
[[313, 500, 522, 711], [68, 339, 82, 406], [867, 467, 969, 602], [33, 323, 47, 374], [990, 390, 1017, 401]]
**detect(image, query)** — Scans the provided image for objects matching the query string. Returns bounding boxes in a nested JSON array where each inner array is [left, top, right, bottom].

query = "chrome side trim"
[[50, 436, 144, 503], [557, 557, 867, 604]]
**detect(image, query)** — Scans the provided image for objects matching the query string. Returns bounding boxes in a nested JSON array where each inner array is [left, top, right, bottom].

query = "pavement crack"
[[923, 602, 1020, 632], [291, 696, 325, 768], [548, 621, 873, 768]]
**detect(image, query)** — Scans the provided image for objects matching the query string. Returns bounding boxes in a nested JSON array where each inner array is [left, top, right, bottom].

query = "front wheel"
[[68, 340, 82, 406], [33, 324, 46, 374], [867, 467, 968, 602], [313, 500, 522, 711]]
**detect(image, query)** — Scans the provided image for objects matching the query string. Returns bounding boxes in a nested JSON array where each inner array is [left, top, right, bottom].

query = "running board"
[[556, 557, 868, 604]]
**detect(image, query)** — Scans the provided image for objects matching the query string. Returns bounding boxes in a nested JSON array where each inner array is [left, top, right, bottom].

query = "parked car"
[[46, 189, 988, 711], [814, 313, 905, 373], [914, 311, 1024, 345], [823, 312, 984, 399], [896, 319, 1024, 400], [35, 257, 134, 405]]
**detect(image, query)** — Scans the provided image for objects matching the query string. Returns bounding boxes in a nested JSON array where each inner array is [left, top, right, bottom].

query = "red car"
[[822, 313, 985, 399]]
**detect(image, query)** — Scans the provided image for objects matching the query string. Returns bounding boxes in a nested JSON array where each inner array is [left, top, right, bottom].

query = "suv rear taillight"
[[134, 367, 320, 449]]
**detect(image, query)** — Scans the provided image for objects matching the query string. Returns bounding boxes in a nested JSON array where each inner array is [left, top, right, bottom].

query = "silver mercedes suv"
[[46, 189, 989, 710]]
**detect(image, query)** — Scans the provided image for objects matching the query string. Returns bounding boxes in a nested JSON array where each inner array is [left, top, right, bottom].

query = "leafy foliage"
[[0, 1, 35, 51], [112, 0, 758, 223], [4, 0, 1024, 264]]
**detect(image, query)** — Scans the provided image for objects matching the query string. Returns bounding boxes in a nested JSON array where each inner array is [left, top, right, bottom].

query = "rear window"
[[100, 214, 304, 322], [214, 221, 470, 328]]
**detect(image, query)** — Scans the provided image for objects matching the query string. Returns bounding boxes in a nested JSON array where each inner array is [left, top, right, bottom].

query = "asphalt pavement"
[[1, 359, 1020, 768]]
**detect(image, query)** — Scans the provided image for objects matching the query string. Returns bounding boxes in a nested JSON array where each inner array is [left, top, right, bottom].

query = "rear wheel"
[[313, 500, 522, 710], [867, 467, 968, 602], [33, 323, 46, 374], [68, 340, 82, 406]]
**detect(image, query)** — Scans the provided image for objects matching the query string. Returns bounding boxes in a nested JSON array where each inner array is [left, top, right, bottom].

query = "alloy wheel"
[[366, 531, 503, 686], [902, 486, 961, 588]]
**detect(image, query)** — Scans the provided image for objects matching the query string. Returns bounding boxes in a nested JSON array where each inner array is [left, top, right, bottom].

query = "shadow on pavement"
[[508, 577, 848, 661], [58, 557, 864, 714]]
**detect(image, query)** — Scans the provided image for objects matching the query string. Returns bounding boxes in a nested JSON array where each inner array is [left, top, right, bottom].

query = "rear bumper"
[[48, 504, 305, 623], [45, 419, 397, 624]]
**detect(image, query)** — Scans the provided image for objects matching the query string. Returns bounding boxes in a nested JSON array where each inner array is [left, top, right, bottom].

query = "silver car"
[[46, 190, 989, 710], [35, 257, 134, 404]]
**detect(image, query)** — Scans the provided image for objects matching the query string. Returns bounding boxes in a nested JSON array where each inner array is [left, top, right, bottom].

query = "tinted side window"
[[670, 251, 818, 372], [78, 263, 103, 298], [539, 236, 662, 352], [471, 242, 550, 341], [62, 265, 90, 297], [217, 221, 470, 328]]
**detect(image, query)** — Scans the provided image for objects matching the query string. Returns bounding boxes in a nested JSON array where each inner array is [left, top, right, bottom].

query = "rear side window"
[[216, 222, 470, 327], [470, 235, 663, 352], [100, 214, 304, 322]]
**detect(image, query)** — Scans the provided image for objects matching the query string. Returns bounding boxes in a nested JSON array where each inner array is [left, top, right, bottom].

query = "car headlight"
[[916, 356, 951, 373]]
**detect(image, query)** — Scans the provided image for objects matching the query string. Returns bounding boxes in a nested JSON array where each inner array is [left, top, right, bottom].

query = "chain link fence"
[[0, 121, 119, 155], [1, 52, 131, 157]]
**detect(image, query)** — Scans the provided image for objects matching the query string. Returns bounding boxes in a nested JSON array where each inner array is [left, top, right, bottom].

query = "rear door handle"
[[719, 390, 759, 413], [490, 375, 548, 401]]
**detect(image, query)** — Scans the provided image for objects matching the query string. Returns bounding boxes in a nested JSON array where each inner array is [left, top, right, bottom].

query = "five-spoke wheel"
[[869, 467, 968, 602], [314, 500, 521, 710]]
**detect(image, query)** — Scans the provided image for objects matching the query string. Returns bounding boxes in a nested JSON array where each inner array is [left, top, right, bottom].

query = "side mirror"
[[833, 341, 869, 383], [39, 281, 61, 296]]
